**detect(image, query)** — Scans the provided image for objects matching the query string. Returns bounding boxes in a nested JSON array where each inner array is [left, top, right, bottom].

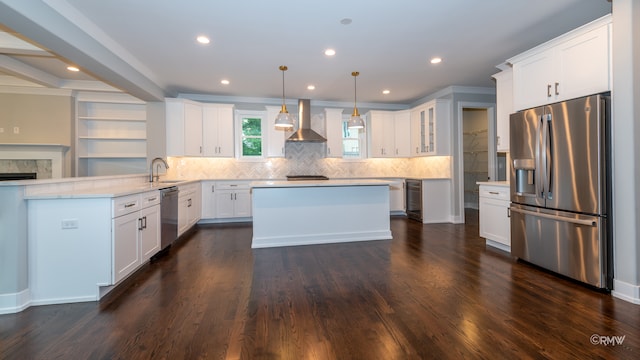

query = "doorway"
[[462, 108, 489, 210]]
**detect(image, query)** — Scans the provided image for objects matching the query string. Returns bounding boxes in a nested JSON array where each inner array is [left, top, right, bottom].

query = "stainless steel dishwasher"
[[405, 179, 422, 222], [160, 186, 179, 249]]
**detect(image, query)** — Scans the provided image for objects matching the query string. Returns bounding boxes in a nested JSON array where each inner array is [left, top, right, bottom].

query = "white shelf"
[[75, 93, 148, 177]]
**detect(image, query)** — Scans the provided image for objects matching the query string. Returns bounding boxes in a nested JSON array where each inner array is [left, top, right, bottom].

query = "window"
[[241, 117, 263, 157], [342, 114, 366, 159], [235, 110, 267, 160]]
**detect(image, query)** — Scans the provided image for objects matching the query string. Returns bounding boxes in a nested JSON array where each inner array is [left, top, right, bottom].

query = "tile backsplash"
[[166, 143, 451, 180]]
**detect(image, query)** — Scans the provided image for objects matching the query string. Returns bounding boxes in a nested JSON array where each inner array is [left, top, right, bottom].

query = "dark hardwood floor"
[[1, 211, 638, 359]]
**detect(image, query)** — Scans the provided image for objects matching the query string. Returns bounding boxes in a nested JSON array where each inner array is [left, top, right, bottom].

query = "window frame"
[[235, 110, 267, 161]]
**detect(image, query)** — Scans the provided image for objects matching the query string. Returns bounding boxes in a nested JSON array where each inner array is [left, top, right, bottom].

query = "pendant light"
[[274, 65, 294, 129], [347, 71, 365, 129]]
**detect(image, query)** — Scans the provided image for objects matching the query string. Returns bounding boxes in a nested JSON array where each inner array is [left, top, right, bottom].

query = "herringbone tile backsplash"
[[166, 145, 450, 180]]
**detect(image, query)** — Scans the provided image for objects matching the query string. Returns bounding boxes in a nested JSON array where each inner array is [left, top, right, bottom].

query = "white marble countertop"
[[476, 180, 509, 187], [23, 179, 199, 200], [250, 179, 393, 188]]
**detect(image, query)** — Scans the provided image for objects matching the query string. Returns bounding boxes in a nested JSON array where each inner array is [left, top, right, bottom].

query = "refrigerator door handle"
[[535, 115, 544, 198], [509, 206, 596, 226], [543, 113, 552, 199]]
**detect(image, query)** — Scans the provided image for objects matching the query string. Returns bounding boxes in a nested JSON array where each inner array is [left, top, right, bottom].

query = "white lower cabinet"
[[389, 179, 405, 213], [478, 184, 510, 251], [112, 191, 161, 284], [178, 183, 201, 236], [215, 181, 252, 219]]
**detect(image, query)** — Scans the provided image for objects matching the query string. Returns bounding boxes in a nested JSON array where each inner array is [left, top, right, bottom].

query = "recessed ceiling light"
[[324, 49, 336, 56], [307, 85, 315, 90], [430, 57, 442, 64], [196, 35, 210, 44], [66, 66, 80, 72], [340, 18, 352, 25], [220, 79, 230, 85], [382, 89, 390, 95]]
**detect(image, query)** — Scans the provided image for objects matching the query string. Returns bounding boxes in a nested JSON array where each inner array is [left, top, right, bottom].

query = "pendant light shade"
[[275, 65, 294, 129], [348, 71, 365, 129]]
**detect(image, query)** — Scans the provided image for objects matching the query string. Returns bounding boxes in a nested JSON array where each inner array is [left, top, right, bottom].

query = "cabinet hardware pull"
[[555, 82, 559, 95], [212, 185, 215, 192], [148, 197, 157, 202], [188, 198, 192, 207], [547, 84, 552, 97], [142, 216, 147, 229], [125, 203, 136, 208], [138, 218, 143, 231], [489, 191, 500, 195]]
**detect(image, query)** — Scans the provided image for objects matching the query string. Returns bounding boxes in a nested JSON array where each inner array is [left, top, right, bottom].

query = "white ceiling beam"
[[0, 1, 166, 101], [0, 31, 52, 56], [0, 54, 60, 87]]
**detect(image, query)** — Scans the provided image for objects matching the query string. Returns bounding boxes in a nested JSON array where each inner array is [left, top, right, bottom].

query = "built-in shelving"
[[75, 92, 147, 177]]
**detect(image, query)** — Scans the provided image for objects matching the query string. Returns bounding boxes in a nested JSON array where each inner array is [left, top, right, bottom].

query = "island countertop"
[[250, 179, 393, 188]]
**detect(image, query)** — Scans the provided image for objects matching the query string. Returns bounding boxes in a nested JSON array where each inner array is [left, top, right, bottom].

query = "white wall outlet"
[[13, 127, 19, 134], [61, 219, 79, 229], [0, 127, 4, 133]]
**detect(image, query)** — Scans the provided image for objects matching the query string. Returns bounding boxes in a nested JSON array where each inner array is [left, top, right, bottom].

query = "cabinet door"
[[325, 108, 344, 158], [394, 111, 411, 157], [189, 185, 202, 226], [178, 195, 190, 236], [140, 205, 160, 261], [184, 102, 203, 156], [234, 190, 252, 217], [202, 105, 219, 156], [369, 111, 394, 157], [266, 106, 286, 157], [215, 190, 235, 218], [479, 197, 510, 247], [216, 106, 235, 157], [389, 180, 405, 212], [201, 181, 217, 219], [493, 70, 513, 152], [512, 50, 555, 111], [556, 24, 610, 103], [410, 107, 425, 156], [113, 211, 140, 283]]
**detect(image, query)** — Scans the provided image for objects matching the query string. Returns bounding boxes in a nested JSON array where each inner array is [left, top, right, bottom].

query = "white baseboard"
[[0, 289, 31, 314], [612, 279, 640, 305]]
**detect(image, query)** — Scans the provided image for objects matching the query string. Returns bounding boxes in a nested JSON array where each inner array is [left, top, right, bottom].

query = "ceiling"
[[0, 0, 612, 106]]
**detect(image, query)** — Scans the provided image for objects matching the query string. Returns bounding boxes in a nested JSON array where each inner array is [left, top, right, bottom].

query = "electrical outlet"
[[61, 219, 79, 229], [0, 127, 4, 133], [13, 127, 19, 134]]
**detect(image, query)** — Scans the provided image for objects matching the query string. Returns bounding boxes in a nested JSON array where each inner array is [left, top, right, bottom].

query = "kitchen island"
[[250, 179, 393, 248]]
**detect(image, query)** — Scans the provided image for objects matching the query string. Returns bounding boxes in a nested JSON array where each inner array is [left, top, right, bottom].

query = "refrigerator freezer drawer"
[[510, 204, 609, 289]]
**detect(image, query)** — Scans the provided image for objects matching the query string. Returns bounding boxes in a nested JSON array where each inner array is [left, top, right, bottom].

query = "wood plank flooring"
[[1, 212, 639, 359]]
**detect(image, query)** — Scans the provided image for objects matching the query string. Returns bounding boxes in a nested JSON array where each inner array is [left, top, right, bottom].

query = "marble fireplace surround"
[[0, 144, 69, 179]]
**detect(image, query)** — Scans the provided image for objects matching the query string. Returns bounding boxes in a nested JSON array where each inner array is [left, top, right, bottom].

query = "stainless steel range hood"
[[286, 99, 327, 142]]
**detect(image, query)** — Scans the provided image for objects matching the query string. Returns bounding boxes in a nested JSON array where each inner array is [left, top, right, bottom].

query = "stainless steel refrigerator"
[[509, 94, 612, 289]]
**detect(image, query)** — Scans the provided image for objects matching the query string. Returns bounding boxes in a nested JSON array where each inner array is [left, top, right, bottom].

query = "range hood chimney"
[[286, 99, 327, 142]]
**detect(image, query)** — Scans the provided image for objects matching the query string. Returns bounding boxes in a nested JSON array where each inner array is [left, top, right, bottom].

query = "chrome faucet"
[[149, 157, 169, 182]]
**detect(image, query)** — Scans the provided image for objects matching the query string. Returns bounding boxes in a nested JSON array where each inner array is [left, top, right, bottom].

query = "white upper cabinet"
[[325, 108, 344, 158], [265, 106, 286, 158], [394, 110, 411, 157], [367, 110, 411, 158], [202, 104, 234, 157], [510, 14, 611, 111], [492, 69, 513, 152], [166, 98, 234, 157], [410, 99, 451, 156]]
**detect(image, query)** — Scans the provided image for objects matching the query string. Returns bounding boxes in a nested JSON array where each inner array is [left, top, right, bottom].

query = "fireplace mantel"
[[0, 144, 69, 178]]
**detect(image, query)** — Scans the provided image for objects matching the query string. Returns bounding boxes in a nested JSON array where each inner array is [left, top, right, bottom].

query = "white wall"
[[611, 0, 640, 303]]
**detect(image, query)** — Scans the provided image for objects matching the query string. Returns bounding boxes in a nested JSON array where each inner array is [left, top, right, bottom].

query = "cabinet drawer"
[[479, 186, 509, 200], [215, 181, 251, 190], [113, 194, 140, 217], [140, 191, 160, 208]]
